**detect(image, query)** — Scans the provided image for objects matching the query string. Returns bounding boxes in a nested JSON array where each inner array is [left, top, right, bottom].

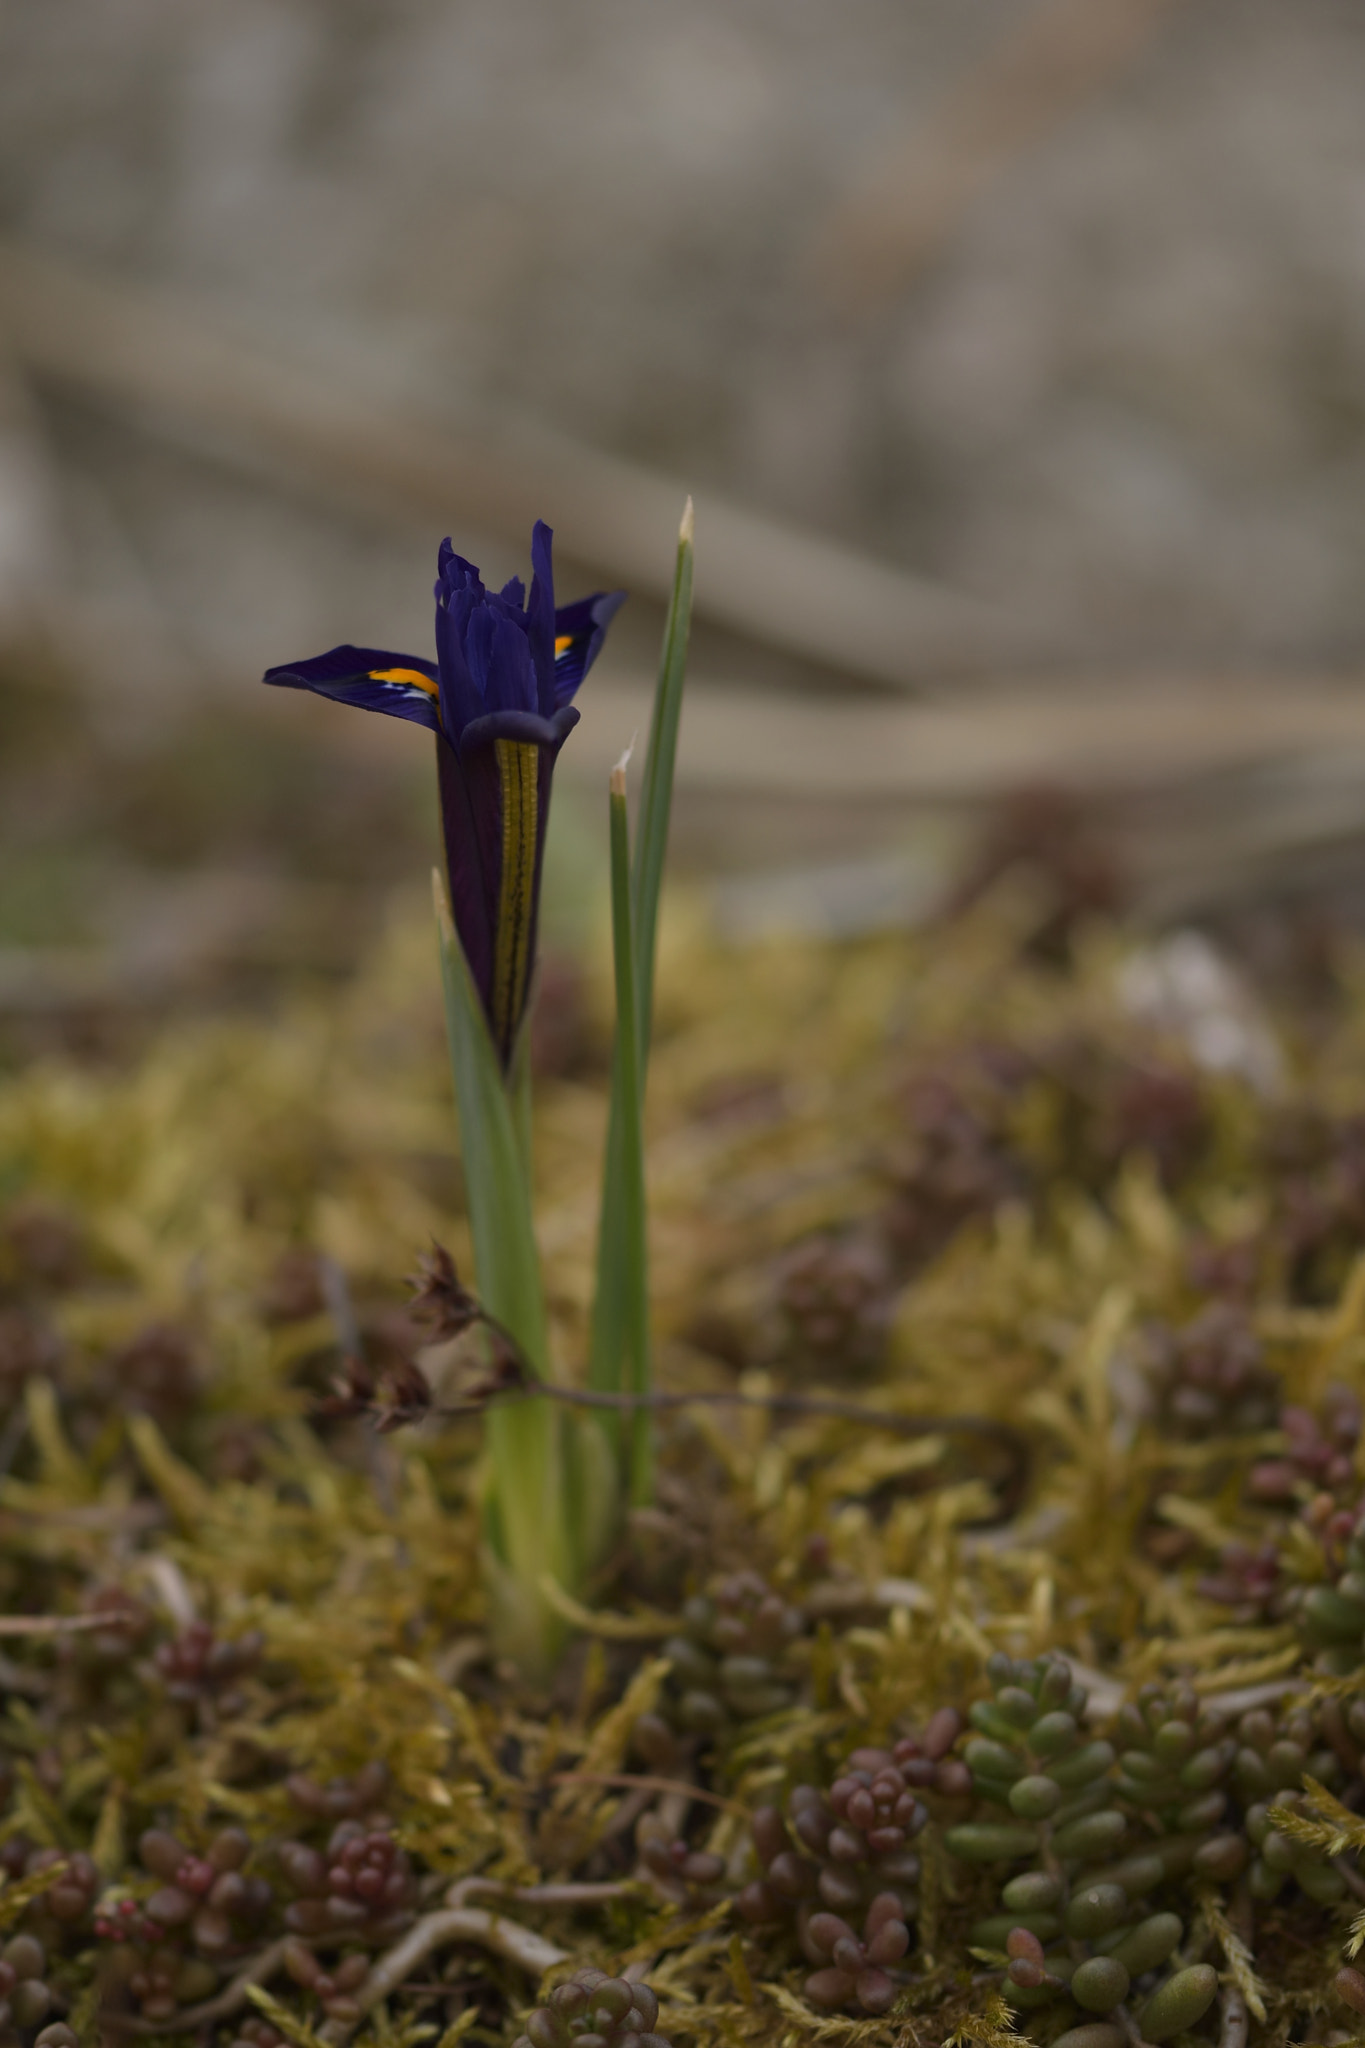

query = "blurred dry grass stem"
[[808, 0, 1188, 311]]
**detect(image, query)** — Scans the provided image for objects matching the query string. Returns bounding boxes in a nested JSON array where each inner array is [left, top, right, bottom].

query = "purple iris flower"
[[263, 523, 624, 1068]]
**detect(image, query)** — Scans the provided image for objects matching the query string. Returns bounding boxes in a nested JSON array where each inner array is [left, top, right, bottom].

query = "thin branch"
[[441, 1384, 1030, 1524], [0, 238, 1024, 690], [1114, 2003, 1160, 2048], [448, 1877, 638, 1908], [0, 1612, 129, 1637], [100, 1938, 291, 2034], [317, 1905, 571, 2046], [1219, 1979, 1249, 2048]]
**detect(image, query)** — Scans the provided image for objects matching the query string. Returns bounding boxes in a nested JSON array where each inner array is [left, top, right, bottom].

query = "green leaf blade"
[[434, 869, 584, 1677], [588, 499, 694, 1425], [608, 764, 651, 1506]]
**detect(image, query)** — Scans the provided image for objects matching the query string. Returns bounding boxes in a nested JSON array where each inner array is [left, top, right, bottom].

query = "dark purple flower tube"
[[263, 522, 624, 1068]]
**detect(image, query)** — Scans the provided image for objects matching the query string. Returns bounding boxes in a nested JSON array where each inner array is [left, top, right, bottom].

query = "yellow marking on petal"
[[554, 635, 573, 655], [492, 738, 540, 1060], [370, 666, 439, 696]]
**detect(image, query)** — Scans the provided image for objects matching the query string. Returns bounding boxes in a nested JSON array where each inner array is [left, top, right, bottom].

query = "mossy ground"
[[3, 883, 1365, 2046]]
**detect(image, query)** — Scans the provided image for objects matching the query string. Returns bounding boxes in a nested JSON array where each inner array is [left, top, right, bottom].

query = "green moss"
[[0, 891, 1362, 2041]]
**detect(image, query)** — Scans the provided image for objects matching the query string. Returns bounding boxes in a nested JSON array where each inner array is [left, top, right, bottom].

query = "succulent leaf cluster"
[[514, 1967, 670, 2048], [0, 1934, 60, 2044], [635, 1814, 726, 1903], [1233, 1704, 1353, 1904], [882, 1069, 1024, 1270], [1296, 1519, 1365, 1673], [1111, 1685, 1245, 1883], [946, 1656, 1217, 2040], [1265, 1106, 1365, 1301], [85, 1761, 411, 2030], [153, 1620, 264, 1720], [1141, 1304, 1280, 1441], [773, 1231, 892, 1378], [277, 1822, 415, 1941], [94, 1826, 271, 2022], [949, 1652, 1125, 1881], [642, 1571, 806, 1741], [737, 1739, 937, 2011], [1247, 1385, 1361, 1505]]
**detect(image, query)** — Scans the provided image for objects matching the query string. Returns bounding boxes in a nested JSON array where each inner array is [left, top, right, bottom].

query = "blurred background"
[[2, 0, 1365, 1049]]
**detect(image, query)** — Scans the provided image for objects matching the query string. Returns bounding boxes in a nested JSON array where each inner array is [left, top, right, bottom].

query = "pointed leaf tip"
[[431, 865, 456, 945], [611, 734, 637, 797], [679, 496, 694, 546]]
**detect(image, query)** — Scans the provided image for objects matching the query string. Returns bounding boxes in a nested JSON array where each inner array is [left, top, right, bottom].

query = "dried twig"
[[442, 1383, 1030, 1525], [103, 1938, 292, 2034], [0, 239, 1020, 688], [1219, 1979, 1249, 2048], [808, 0, 1187, 310], [317, 1903, 574, 2046], [448, 1878, 638, 1908], [0, 1612, 129, 1637]]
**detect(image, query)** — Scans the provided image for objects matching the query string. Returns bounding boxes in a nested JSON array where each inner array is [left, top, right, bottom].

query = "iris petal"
[[527, 519, 557, 718], [262, 526, 624, 1070], [262, 645, 442, 731], [551, 590, 627, 708]]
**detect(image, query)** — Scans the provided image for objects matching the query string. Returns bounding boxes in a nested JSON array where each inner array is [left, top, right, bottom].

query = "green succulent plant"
[[945, 1656, 1217, 2041]]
